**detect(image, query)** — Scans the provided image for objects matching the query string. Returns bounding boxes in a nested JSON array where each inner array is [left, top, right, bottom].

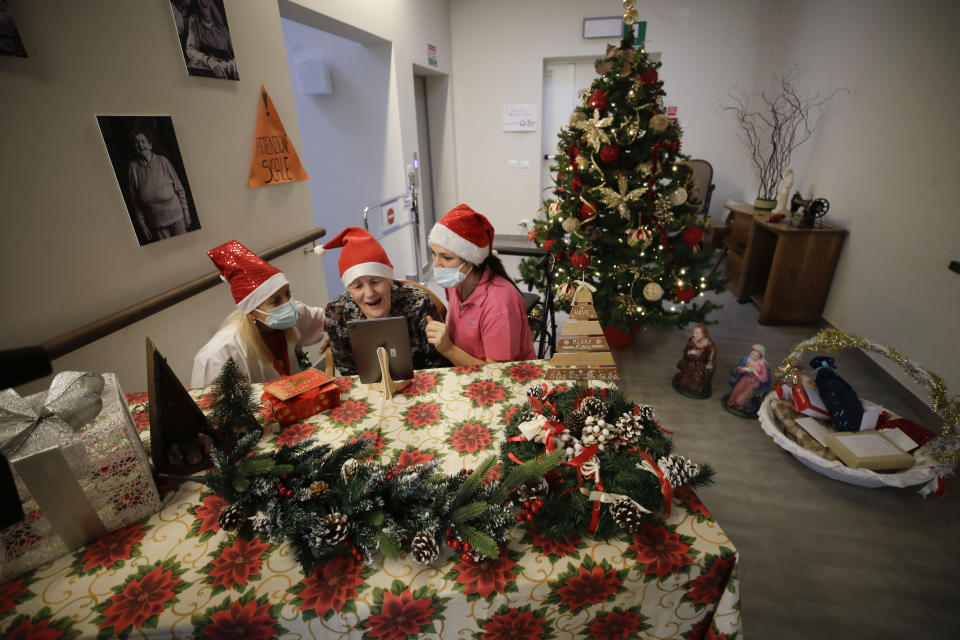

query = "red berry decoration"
[[578, 201, 598, 221], [599, 144, 620, 163], [566, 144, 579, 161], [588, 89, 608, 111], [676, 285, 695, 302], [515, 513, 524, 522], [571, 252, 591, 270], [682, 227, 704, 246], [542, 239, 556, 252], [571, 176, 582, 192], [641, 68, 659, 86]]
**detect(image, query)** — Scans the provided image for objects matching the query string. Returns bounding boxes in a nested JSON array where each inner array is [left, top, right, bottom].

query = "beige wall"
[[448, 0, 778, 232], [0, 0, 326, 392], [765, 0, 960, 394]]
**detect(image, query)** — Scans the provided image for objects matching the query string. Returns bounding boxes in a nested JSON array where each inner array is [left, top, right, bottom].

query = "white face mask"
[[434, 264, 471, 289]]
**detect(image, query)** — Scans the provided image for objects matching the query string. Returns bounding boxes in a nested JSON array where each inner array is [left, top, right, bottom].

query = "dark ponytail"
[[478, 253, 521, 292]]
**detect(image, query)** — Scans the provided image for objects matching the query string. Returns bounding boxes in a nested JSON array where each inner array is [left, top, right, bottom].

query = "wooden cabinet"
[[722, 204, 847, 325]]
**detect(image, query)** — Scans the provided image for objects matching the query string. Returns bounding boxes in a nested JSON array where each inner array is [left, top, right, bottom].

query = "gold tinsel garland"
[[776, 328, 960, 469]]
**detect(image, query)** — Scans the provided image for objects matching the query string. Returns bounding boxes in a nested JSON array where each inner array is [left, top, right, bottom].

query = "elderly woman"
[[184, 0, 239, 80], [191, 240, 328, 387], [127, 130, 191, 243], [320, 227, 449, 376], [425, 204, 535, 366]]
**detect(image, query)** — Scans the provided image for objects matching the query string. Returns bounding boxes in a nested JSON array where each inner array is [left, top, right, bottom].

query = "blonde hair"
[[220, 309, 300, 372]]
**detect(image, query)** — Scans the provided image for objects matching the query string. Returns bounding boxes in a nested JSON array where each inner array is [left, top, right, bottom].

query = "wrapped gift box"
[[0, 372, 162, 582], [780, 377, 881, 430], [260, 369, 340, 427]]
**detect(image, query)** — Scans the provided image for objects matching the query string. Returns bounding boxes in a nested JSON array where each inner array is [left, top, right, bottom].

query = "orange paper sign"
[[249, 85, 309, 188]]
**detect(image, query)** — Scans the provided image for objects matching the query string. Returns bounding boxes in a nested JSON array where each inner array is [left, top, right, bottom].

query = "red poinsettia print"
[[451, 549, 518, 599], [402, 401, 443, 428], [449, 421, 493, 455], [400, 371, 440, 396], [201, 596, 279, 640], [549, 558, 624, 613], [507, 362, 544, 383], [674, 485, 712, 519], [294, 555, 366, 617], [685, 553, 736, 608], [78, 523, 147, 572], [464, 380, 507, 406], [196, 391, 217, 408], [586, 608, 649, 640], [363, 589, 436, 640], [0, 577, 29, 617], [684, 615, 729, 640], [480, 607, 547, 640], [396, 449, 435, 468], [129, 405, 150, 433], [3, 616, 66, 640], [206, 538, 270, 591], [330, 399, 371, 425], [98, 565, 183, 632], [125, 391, 149, 405], [275, 422, 316, 447], [528, 528, 582, 560], [194, 494, 227, 536], [453, 364, 483, 374], [333, 376, 355, 393], [349, 429, 386, 460], [629, 521, 694, 579]]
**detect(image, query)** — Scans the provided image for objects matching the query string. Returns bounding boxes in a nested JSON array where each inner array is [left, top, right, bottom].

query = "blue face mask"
[[258, 299, 299, 330], [434, 264, 470, 289]]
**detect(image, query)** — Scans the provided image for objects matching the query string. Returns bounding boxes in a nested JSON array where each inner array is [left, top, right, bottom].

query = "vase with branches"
[[723, 68, 847, 207]]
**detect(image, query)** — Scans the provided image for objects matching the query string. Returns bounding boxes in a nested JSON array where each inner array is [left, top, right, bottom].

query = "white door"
[[413, 75, 436, 281], [540, 59, 598, 198]]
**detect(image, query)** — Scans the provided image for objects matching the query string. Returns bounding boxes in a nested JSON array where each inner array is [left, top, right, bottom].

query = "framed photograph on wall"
[[96, 115, 201, 246], [169, 0, 239, 80]]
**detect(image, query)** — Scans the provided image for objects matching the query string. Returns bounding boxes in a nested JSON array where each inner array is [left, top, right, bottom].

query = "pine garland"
[[501, 385, 714, 541]]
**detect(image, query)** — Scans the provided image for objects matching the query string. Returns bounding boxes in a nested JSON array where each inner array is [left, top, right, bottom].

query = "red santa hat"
[[428, 204, 495, 266], [207, 240, 289, 313], [316, 227, 394, 287]]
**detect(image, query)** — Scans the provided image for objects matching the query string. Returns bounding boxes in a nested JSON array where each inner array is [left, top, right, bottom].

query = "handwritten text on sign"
[[558, 335, 608, 351], [248, 85, 309, 189]]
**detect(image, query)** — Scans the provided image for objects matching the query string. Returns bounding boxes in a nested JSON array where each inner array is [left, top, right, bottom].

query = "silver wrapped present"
[[0, 372, 161, 582]]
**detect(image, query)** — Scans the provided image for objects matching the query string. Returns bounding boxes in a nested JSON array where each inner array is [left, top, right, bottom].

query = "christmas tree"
[[520, 16, 725, 332], [209, 357, 262, 446]]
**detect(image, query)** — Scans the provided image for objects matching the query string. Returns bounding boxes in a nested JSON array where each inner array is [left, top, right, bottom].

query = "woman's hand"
[[425, 315, 452, 355]]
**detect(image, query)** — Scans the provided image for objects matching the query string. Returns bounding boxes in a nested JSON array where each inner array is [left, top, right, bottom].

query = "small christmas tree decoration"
[[564, 408, 587, 439], [319, 512, 349, 546], [610, 496, 650, 533], [545, 283, 621, 381], [217, 503, 247, 531], [209, 358, 262, 446], [579, 395, 606, 418], [411, 531, 440, 565], [309, 480, 329, 499], [341, 459, 359, 481]]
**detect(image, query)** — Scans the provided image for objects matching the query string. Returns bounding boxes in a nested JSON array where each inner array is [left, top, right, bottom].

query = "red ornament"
[[555, 251, 567, 262], [571, 252, 591, 270], [641, 68, 658, 86], [588, 89, 608, 111], [578, 201, 598, 221], [682, 227, 704, 246], [525, 228, 538, 243], [676, 286, 695, 302], [566, 144, 579, 161], [542, 239, 556, 252], [571, 176, 582, 192], [599, 144, 620, 163]]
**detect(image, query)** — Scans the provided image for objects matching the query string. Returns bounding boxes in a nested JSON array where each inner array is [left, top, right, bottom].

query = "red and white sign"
[[386, 207, 395, 225]]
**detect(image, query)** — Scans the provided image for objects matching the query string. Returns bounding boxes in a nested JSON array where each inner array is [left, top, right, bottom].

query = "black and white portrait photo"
[[169, 0, 239, 80], [97, 116, 201, 246], [0, 0, 27, 57]]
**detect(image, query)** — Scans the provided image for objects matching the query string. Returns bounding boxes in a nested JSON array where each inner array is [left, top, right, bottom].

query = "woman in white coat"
[[191, 240, 328, 387]]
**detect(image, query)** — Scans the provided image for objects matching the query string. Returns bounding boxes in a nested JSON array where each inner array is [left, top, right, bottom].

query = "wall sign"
[[502, 104, 538, 132], [249, 85, 309, 188], [427, 43, 437, 67]]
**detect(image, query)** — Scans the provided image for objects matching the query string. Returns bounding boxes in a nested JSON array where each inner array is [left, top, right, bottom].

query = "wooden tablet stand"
[[367, 346, 411, 400]]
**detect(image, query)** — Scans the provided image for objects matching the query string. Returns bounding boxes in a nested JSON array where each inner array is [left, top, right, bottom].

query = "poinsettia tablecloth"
[[0, 361, 741, 639]]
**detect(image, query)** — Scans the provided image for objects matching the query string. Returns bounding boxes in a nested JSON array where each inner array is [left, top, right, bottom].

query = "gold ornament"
[[569, 110, 588, 127], [627, 227, 653, 249], [595, 173, 647, 220], [622, 0, 636, 9], [575, 154, 589, 171], [623, 9, 639, 25], [637, 161, 653, 176], [595, 59, 614, 75], [571, 109, 614, 151], [649, 113, 669, 133], [642, 282, 664, 301], [309, 480, 330, 499], [548, 200, 561, 217], [776, 328, 960, 469], [562, 216, 581, 233], [669, 188, 688, 206]]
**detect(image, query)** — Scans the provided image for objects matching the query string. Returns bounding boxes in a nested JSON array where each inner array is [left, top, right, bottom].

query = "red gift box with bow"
[[260, 369, 340, 426]]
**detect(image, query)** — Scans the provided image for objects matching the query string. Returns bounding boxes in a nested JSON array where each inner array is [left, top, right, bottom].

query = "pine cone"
[[657, 455, 694, 487], [319, 512, 350, 545], [635, 404, 655, 422], [217, 503, 246, 531], [309, 480, 330, 499], [610, 496, 647, 533], [579, 395, 606, 419], [341, 459, 359, 481], [411, 531, 440, 565], [526, 383, 548, 400], [564, 408, 587, 439], [616, 412, 645, 444], [250, 511, 272, 537], [681, 458, 702, 483], [518, 477, 549, 501]]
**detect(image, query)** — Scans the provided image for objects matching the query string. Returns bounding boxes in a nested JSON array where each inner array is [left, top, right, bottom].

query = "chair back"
[[688, 159, 715, 218], [398, 279, 447, 323]]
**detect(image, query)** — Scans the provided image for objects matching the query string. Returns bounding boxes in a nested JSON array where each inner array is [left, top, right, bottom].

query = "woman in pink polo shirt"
[[425, 204, 536, 365]]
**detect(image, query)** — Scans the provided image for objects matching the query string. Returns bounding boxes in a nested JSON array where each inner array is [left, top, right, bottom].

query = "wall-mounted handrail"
[[40, 228, 326, 360]]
